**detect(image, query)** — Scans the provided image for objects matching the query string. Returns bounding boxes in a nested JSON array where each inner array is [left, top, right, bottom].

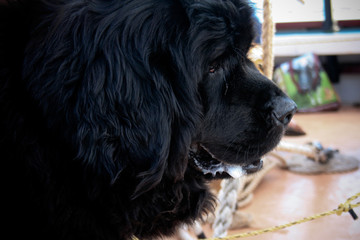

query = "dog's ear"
[[22, 0, 200, 197], [124, 10, 202, 199], [114, 0, 203, 198]]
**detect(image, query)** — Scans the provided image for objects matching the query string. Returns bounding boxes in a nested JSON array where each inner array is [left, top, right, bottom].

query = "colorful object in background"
[[274, 53, 341, 112]]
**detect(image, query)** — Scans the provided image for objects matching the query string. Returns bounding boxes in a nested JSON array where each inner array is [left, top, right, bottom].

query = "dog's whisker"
[[221, 135, 241, 160]]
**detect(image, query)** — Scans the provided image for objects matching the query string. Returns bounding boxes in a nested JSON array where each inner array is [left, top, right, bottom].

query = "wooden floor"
[[169, 106, 360, 240]]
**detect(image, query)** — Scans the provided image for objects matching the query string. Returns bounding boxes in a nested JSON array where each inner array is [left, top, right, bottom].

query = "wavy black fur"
[[1, 0, 294, 239]]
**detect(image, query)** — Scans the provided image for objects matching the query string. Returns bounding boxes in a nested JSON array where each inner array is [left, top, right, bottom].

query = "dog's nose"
[[272, 96, 297, 126]]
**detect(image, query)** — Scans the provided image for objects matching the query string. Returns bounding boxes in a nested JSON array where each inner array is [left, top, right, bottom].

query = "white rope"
[[276, 141, 316, 159], [212, 178, 243, 237], [178, 225, 196, 240]]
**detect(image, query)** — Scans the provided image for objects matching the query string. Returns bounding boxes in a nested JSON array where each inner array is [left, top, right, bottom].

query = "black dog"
[[0, 0, 296, 239]]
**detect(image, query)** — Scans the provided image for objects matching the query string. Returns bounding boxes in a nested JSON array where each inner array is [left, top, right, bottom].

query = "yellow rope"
[[204, 192, 360, 240]]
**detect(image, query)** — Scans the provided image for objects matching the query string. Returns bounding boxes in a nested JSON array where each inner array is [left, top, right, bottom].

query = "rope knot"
[[335, 193, 360, 220], [336, 203, 352, 216]]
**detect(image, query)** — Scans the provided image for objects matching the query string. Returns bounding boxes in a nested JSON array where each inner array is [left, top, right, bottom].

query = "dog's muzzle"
[[189, 144, 263, 178]]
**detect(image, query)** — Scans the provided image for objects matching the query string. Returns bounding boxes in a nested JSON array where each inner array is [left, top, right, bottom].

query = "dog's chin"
[[189, 144, 263, 179]]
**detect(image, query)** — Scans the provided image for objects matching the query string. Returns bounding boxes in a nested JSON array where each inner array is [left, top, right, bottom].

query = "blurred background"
[[254, 0, 360, 106]]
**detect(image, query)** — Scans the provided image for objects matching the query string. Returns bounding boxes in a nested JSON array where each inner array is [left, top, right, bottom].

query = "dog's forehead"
[[184, 0, 255, 61], [187, 0, 254, 28]]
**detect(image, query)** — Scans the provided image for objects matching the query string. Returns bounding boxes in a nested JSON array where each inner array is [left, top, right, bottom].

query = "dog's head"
[[181, 0, 297, 179], [22, 0, 295, 197]]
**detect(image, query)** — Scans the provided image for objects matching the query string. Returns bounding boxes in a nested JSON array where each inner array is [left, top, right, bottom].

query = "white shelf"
[[274, 31, 360, 56]]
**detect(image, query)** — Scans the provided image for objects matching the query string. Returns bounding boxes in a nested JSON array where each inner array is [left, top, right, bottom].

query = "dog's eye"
[[209, 64, 220, 73]]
